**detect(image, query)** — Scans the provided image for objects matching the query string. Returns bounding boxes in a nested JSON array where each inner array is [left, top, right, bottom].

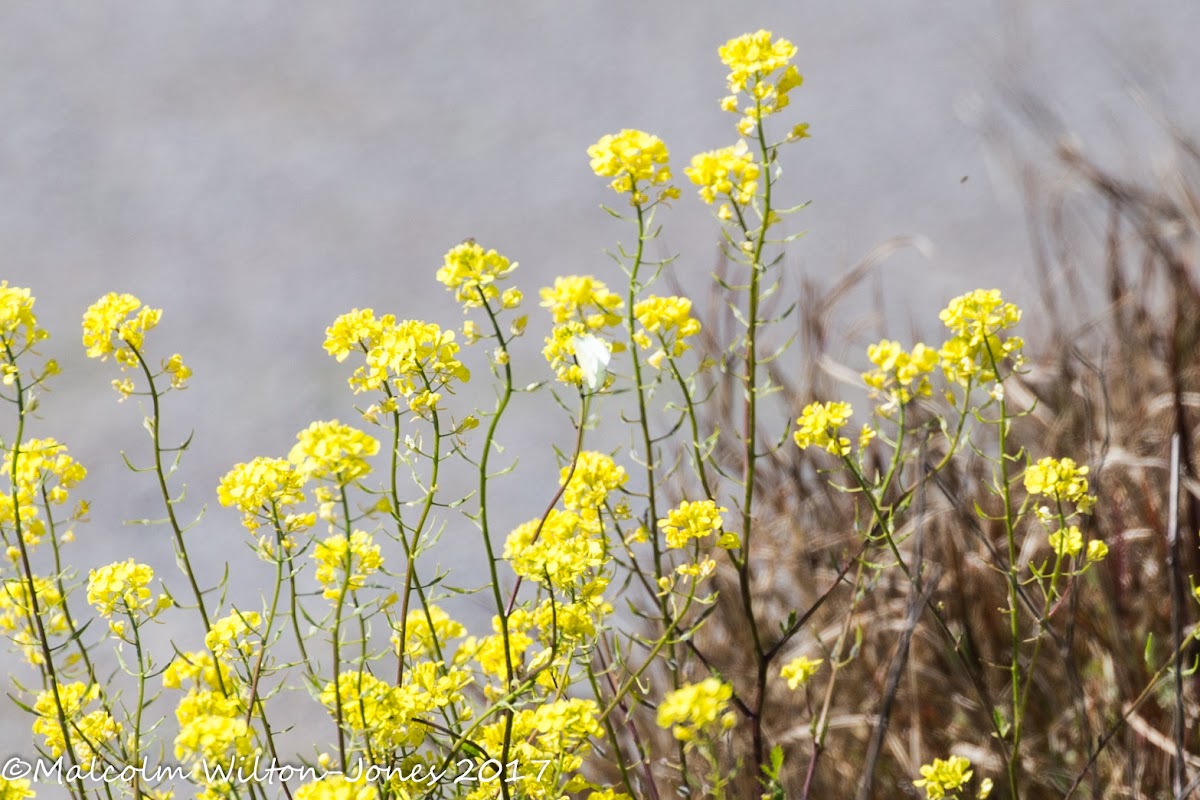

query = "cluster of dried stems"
[[613, 133, 1200, 799]]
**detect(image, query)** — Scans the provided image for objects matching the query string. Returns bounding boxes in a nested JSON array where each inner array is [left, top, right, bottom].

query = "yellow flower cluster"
[[0, 776, 34, 800], [505, 509, 604, 590], [656, 677, 736, 742], [82, 293, 189, 398], [717, 30, 807, 137], [914, 754, 991, 799], [324, 310, 470, 411], [162, 650, 232, 692], [288, 420, 379, 485], [33, 682, 120, 770], [86, 559, 170, 627], [294, 775, 378, 800], [1023, 457, 1093, 508], [685, 140, 760, 207], [0, 577, 68, 666], [217, 456, 312, 535], [474, 698, 602, 799], [587, 129, 679, 206], [633, 295, 702, 368], [173, 689, 258, 788], [657, 500, 731, 550], [561, 451, 628, 518], [540, 275, 623, 328], [780, 655, 822, 690], [0, 281, 48, 355], [794, 400, 854, 456], [394, 605, 466, 659], [539, 276, 625, 387], [437, 241, 518, 309], [937, 289, 1024, 386], [863, 339, 939, 407], [1, 437, 87, 548], [320, 665, 470, 751], [204, 609, 262, 660], [312, 530, 383, 601]]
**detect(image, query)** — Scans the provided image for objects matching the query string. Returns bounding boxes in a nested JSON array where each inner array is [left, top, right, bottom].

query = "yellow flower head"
[[295, 775, 378, 800], [204, 609, 262, 660], [0, 576, 69, 665], [794, 400, 854, 456], [162, 651, 233, 692], [313, 530, 383, 601], [685, 140, 760, 205], [81, 292, 163, 370], [288, 420, 379, 485], [217, 457, 309, 533], [327, 312, 470, 399], [86, 559, 169, 621], [657, 500, 728, 550], [634, 295, 702, 365], [561, 451, 628, 516], [863, 339, 938, 406], [780, 655, 823, 689], [1048, 525, 1083, 558], [656, 677, 736, 742], [504, 509, 604, 591], [539, 275, 623, 329], [437, 241, 517, 309], [33, 682, 119, 770], [394, 605, 466, 659], [1023, 456, 1093, 509], [717, 31, 806, 132], [3, 437, 87, 512], [913, 754, 974, 800], [937, 289, 1024, 386], [587, 129, 679, 205], [0, 776, 34, 800], [0, 282, 49, 353]]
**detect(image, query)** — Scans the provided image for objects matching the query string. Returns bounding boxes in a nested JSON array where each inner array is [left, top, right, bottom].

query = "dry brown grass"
[[597, 135, 1200, 799]]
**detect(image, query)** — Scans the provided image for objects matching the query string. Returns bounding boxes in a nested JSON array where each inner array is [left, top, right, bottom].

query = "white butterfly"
[[573, 334, 611, 391]]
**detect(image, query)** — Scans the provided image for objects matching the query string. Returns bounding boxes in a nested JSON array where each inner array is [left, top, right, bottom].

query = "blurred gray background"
[[3, 0, 1199, 780]]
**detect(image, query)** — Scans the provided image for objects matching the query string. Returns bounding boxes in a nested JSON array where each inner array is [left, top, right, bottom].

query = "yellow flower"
[[913, 754, 974, 799], [561, 451, 628, 516], [33, 682, 120, 770], [539, 275, 623, 328], [0, 577, 69, 666], [313, 530, 383, 601], [937, 289, 1024, 386], [657, 500, 727, 550], [780, 655, 822, 689], [394, 605, 465, 659], [327, 314, 470, 398], [204, 610, 262, 659], [81, 292, 163, 369], [0, 282, 49, 352], [86, 559, 169, 620], [1086, 539, 1108, 562], [504, 509, 604, 590], [218, 457, 309, 533], [288, 420, 379, 485], [1048, 525, 1083, 558], [587, 129, 679, 205], [1023, 457, 1093, 507], [634, 295, 702, 364], [295, 776, 378, 800], [685, 140, 760, 205], [162, 651, 232, 692], [863, 339, 938, 405], [437, 241, 516, 308], [793, 400, 854, 456], [656, 677, 736, 742], [0, 777, 35, 799], [719, 30, 798, 93], [162, 353, 192, 389]]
